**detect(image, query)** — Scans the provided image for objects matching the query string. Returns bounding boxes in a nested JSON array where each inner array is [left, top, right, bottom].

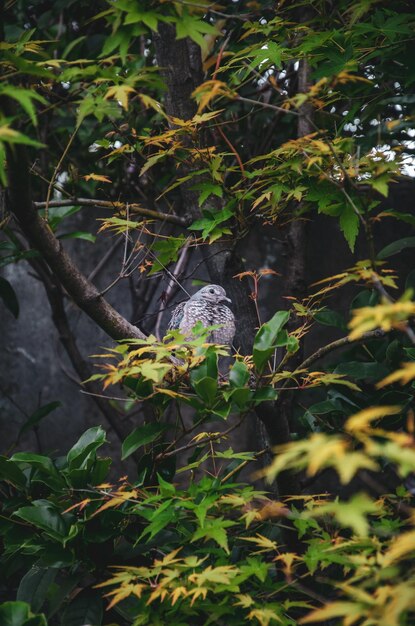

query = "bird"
[[168, 284, 235, 346]]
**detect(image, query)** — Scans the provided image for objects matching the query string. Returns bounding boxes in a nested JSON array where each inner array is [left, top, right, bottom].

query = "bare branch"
[[33, 197, 191, 227]]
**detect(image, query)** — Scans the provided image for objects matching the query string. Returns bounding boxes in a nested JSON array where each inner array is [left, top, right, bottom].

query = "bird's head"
[[192, 284, 232, 305]]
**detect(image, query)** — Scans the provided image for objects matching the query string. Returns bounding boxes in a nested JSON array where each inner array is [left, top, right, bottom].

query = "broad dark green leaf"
[[58, 231, 96, 243], [121, 423, 166, 460], [192, 377, 218, 406], [377, 237, 415, 260], [253, 310, 289, 372], [0, 456, 26, 488], [229, 360, 250, 387], [11, 453, 64, 490], [13, 502, 68, 541], [66, 426, 106, 469], [17, 567, 56, 614]]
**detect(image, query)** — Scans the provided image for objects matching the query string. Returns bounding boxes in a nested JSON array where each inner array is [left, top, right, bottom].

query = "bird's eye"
[[209, 288, 214, 294]]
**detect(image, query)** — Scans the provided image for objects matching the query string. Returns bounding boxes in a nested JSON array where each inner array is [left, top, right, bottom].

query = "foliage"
[[2, 0, 415, 625]]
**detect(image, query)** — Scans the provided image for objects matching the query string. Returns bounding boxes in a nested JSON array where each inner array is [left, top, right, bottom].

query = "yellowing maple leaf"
[[377, 362, 415, 388], [188, 586, 208, 605], [383, 529, 415, 566], [170, 586, 188, 605], [83, 173, 112, 183], [300, 601, 363, 624], [345, 406, 402, 432], [104, 84, 136, 110], [348, 299, 415, 340], [248, 607, 283, 626], [241, 534, 278, 553], [234, 594, 255, 608]]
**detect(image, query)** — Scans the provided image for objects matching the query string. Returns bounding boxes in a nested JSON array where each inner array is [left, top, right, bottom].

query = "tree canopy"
[[1, 1, 415, 625]]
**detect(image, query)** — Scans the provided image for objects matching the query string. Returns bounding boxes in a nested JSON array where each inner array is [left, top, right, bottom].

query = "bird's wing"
[[168, 301, 186, 330]]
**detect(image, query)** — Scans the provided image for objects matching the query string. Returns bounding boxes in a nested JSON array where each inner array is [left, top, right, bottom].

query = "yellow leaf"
[[155, 548, 182, 567], [274, 552, 300, 579], [345, 406, 401, 433], [139, 93, 167, 117], [383, 530, 415, 566], [193, 80, 228, 113], [234, 593, 255, 608], [104, 584, 135, 610], [83, 173, 112, 183], [91, 496, 127, 516], [170, 586, 188, 605], [62, 498, 91, 514], [248, 607, 283, 625], [300, 601, 363, 624], [348, 299, 415, 340], [104, 84, 136, 110], [241, 534, 278, 552], [377, 363, 415, 388], [188, 586, 208, 605]]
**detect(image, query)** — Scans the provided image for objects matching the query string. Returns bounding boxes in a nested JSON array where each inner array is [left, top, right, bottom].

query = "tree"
[[1, 1, 415, 624]]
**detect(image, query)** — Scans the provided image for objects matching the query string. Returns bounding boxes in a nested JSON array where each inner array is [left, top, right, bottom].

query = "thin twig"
[[154, 239, 191, 339], [155, 416, 246, 461], [236, 95, 300, 116], [45, 125, 80, 220]]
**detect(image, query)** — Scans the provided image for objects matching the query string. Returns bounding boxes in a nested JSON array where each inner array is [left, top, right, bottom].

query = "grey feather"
[[168, 284, 235, 345]]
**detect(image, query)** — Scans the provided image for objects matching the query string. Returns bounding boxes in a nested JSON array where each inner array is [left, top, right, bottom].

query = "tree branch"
[[34, 198, 190, 227], [297, 329, 386, 372], [6, 144, 146, 342]]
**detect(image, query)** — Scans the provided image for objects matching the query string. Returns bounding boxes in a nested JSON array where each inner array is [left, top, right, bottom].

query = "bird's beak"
[[223, 296, 232, 303]]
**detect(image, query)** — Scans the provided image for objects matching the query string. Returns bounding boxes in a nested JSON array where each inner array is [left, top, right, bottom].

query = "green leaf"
[[188, 207, 233, 241], [0, 86, 47, 126], [175, 10, 218, 52], [252, 387, 278, 403], [11, 452, 64, 490], [13, 502, 68, 541], [248, 41, 285, 69], [18, 401, 61, 440], [0, 276, 19, 318], [314, 308, 347, 330], [0, 456, 26, 488], [0, 249, 40, 269], [308, 494, 379, 536], [17, 567, 56, 614], [371, 175, 389, 197], [253, 310, 290, 373], [0, 602, 33, 626], [0, 122, 45, 148], [193, 377, 218, 406], [191, 517, 235, 553], [66, 426, 106, 469], [58, 231, 96, 243], [121, 423, 166, 460], [377, 237, 415, 260], [61, 590, 103, 626], [334, 361, 389, 381], [339, 204, 359, 252], [229, 361, 250, 387]]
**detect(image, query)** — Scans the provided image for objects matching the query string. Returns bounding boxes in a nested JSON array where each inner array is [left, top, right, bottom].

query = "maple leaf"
[[377, 362, 415, 388], [83, 173, 112, 183], [241, 534, 278, 553], [104, 84, 136, 110], [345, 406, 402, 432]]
